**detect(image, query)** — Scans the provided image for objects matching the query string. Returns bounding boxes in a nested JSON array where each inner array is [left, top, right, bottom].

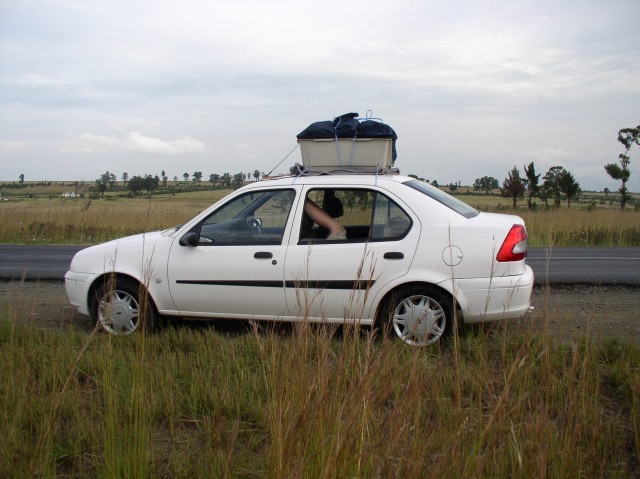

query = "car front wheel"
[[382, 286, 453, 347], [90, 278, 157, 335]]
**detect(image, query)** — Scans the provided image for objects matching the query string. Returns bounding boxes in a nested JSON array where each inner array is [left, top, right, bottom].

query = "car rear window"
[[404, 180, 479, 219]]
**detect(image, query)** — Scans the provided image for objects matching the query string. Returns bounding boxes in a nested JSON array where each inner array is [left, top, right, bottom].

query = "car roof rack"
[[261, 164, 401, 181], [288, 163, 400, 177]]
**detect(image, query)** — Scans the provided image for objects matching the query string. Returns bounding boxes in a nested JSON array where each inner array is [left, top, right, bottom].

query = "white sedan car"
[[65, 173, 533, 346]]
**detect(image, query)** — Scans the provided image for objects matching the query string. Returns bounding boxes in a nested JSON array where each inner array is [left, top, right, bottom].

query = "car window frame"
[[191, 188, 297, 246], [297, 187, 412, 245]]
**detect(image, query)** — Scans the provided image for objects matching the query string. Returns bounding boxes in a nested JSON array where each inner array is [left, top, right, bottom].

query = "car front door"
[[283, 187, 420, 322], [167, 188, 296, 319]]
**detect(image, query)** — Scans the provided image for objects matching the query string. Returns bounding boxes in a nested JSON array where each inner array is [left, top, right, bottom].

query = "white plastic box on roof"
[[297, 138, 393, 172]]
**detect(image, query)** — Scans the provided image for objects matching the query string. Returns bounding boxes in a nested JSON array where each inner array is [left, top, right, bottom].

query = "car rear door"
[[283, 187, 420, 322]]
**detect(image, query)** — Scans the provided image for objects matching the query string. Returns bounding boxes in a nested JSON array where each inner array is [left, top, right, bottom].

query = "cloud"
[[1, 0, 639, 191], [0, 140, 29, 151], [76, 132, 206, 155]]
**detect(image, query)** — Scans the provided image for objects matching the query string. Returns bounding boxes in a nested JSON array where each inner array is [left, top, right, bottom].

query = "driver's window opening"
[[198, 189, 295, 245], [300, 189, 411, 243]]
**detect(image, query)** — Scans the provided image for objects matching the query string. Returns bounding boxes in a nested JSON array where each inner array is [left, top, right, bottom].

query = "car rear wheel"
[[382, 286, 453, 347], [90, 278, 157, 335]]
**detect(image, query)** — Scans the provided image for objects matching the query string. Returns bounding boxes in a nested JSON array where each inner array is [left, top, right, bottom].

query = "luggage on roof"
[[296, 112, 398, 172]]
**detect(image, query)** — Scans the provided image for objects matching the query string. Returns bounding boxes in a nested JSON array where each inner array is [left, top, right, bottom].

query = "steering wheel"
[[246, 217, 267, 241]]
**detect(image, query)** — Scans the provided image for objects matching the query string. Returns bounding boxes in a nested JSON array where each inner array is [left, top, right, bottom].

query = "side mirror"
[[179, 232, 198, 247]]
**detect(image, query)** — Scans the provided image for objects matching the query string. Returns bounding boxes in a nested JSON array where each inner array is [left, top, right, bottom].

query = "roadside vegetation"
[[0, 183, 639, 246], [1, 297, 639, 477]]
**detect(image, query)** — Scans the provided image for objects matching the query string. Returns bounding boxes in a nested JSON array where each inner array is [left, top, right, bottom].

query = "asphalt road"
[[0, 245, 639, 285]]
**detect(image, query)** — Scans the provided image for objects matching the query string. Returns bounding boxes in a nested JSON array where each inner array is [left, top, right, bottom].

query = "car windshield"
[[404, 180, 479, 219]]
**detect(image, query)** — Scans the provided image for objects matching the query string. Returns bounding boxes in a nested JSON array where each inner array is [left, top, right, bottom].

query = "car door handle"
[[384, 252, 404, 260], [254, 252, 273, 259]]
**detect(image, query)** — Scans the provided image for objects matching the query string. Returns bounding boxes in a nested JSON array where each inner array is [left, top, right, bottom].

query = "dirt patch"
[[1, 281, 639, 343], [0, 280, 94, 332], [495, 284, 640, 344]]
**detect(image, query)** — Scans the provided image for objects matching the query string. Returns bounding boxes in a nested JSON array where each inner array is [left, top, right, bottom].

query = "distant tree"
[[605, 125, 639, 210], [523, 162, 541, 210], [501, 166, 525, 208], [148, 175, 160, 193], [127, 175, 159, 196], [95, 177, 107, 196], [122, 172, 128, 184], [128, 175, 146, 195], [183, 172, 189, 182], [232, 172, 245, 189], [221, 172, 231, 187], [603, 187, 610, 198], [473, 176, 499, 195], [95, 171, 116, 197], [448, 183, 458, 193], [253, 169, 261, 181], [173, 176, 178, 183], [557, 169, 580, 208], [192, 171, 203, 182], [431, 180, 439, 188], [161, 170, 167, 188], [542, 166, 566, 207], [19, 173, 24, 184]]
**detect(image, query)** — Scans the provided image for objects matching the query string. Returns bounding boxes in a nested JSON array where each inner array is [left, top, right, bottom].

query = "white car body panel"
[[282, 183, 421, 322], [65, 173, 534, 336]]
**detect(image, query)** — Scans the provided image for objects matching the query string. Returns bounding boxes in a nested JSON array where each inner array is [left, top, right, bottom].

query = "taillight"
[[496, 225, 528, 262]]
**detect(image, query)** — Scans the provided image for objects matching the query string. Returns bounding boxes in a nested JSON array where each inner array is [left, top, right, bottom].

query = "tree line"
[[94, 169, 262, 197], [472, 125, 638, 209], [495, 163, 581, 209]]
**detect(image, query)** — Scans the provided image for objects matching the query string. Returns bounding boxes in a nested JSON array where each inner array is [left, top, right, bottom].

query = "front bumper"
[[64, 271, 95, 316]]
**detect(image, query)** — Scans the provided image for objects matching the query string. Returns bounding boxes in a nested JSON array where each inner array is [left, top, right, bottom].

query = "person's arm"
[[305, 199, 345, 237]]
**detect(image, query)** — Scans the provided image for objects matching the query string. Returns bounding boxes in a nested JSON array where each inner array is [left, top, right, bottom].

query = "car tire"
[[90, 277, 158, 335], [381, 285, 453, 347]]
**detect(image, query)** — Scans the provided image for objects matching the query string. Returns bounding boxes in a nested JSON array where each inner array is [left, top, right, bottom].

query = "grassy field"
[[1, 184, 639, 246], [1, 307, 639, 478], [1, 182, 639, 476]]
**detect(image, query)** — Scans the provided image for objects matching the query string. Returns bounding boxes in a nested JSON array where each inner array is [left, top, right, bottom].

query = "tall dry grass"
[[1, 299, 639, 477], [0, 193, 228, 244], [520, 208, 640, 246], [1, 194, 639, 246]]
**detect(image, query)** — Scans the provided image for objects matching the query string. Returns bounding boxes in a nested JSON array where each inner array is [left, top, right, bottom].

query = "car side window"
[[370, 194, 412, 240], [299, 188, 411, 243], [198, 189, 295, 245]]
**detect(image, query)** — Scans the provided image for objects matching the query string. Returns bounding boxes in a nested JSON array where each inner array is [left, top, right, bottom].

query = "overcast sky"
[[1, 0, 639, 191]]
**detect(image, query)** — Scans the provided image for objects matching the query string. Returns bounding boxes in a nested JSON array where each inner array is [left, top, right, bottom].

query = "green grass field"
[[1, 312, 639, 478]]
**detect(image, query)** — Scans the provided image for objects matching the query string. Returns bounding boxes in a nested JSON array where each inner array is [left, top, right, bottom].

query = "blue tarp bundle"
[[296, 112, 398, 161]]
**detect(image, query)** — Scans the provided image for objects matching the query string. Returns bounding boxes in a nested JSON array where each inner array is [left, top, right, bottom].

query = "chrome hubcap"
[[392, 295, 446, 346], [98, 290, 139, 335]]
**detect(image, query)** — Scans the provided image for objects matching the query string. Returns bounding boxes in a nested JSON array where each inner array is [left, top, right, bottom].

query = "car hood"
[[69, 231, 166, 274]]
